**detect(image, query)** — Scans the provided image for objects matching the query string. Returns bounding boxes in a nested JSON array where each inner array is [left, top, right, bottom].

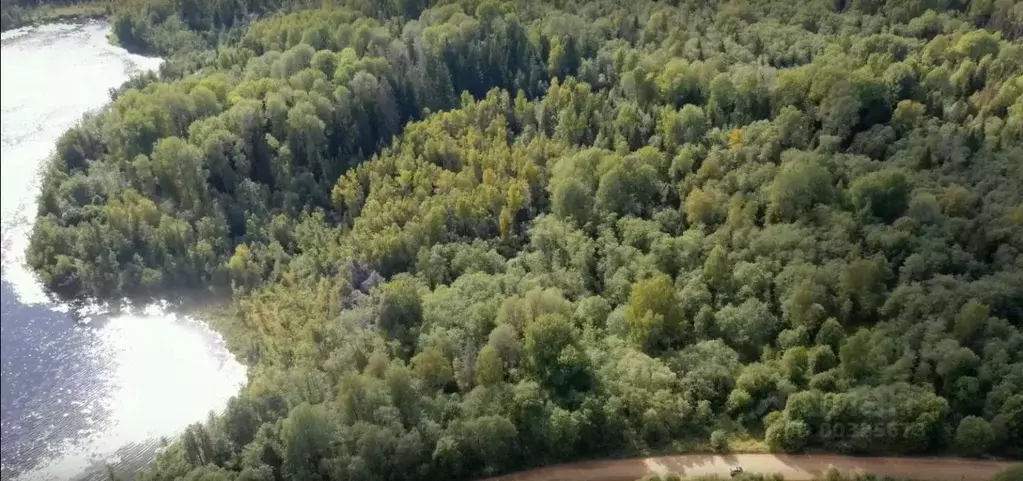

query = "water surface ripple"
[[1, 21, 247, 481]]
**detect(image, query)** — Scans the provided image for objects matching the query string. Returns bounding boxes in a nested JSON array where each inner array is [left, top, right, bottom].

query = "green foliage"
[[989, 464, 1023, 481], [475, 344, 504, 387], [410, 347, 453, 392], [955, 416, 995, 457], [1, 0, 106, 31], [765, 418, 810, 453], [26, 0, 1023, 480], [849, 169, 911, 223], [709, 429, 729, 453], [280, 403, 335, 481], [626, 274, 684, 354]]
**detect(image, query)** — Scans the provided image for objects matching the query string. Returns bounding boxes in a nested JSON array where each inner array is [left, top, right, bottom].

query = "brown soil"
[[479, 454, 1013, 481]]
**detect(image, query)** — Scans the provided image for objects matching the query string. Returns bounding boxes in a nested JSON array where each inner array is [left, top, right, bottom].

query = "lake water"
[[1, 21, 247, 481]]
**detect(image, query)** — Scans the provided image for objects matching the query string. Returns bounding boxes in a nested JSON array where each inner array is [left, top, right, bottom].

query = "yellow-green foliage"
[[24, 0, 1023, 480]]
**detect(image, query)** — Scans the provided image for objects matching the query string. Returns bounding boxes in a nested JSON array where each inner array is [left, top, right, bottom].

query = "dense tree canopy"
[[25, 0, 1023, 480]]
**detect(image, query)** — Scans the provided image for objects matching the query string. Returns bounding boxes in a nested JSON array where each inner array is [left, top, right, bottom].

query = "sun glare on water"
[[1, 22, 246, 481]]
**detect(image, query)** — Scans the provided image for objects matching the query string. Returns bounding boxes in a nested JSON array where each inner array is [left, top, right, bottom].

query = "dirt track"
[[480, 454, 1015, 481]]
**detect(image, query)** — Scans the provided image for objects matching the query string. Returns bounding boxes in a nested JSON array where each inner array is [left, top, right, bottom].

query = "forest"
[[23, 0, 1023, 480]]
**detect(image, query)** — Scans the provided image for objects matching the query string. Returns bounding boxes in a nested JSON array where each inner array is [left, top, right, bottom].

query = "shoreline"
[[7, 0, 1023, 476], [1, 3, 108, 33]]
